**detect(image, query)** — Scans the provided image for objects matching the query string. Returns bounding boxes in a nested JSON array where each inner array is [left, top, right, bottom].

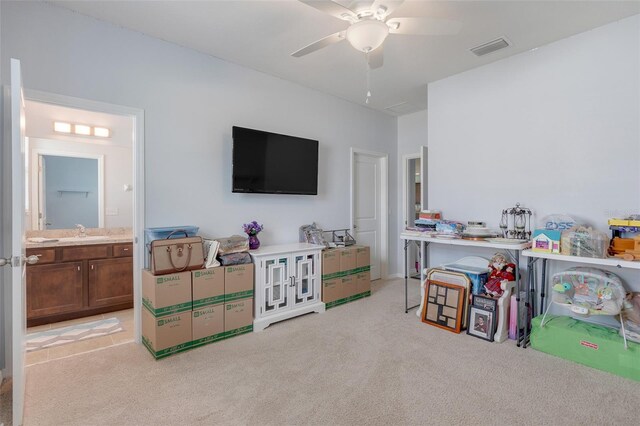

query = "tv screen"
[[232, 126, 319, 195]]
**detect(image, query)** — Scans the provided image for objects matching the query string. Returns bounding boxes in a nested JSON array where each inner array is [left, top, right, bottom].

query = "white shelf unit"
[[521, 250, 640, 270], [250, 243, 325, 332]]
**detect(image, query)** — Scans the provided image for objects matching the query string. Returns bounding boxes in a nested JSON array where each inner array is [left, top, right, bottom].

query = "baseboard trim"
[[385, 273, 404, 279]]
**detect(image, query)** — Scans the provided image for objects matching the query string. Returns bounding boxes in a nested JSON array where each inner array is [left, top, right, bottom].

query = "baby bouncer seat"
[[541, 267, 628, 348]]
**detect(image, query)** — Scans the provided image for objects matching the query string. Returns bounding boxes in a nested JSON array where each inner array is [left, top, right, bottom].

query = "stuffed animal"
[[484, 253, 516, 297]]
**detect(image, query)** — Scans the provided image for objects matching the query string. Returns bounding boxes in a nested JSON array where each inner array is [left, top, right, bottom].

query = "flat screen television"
[[232, 126, 319, 195]]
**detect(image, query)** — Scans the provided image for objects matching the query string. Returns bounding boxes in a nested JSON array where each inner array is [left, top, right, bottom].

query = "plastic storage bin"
[[560, 226, 609, 258], [442, 263, 489, 295]]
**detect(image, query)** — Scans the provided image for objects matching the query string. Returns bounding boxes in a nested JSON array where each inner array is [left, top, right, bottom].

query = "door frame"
[[402, 147, 428, 228], [31, 148, 105, 230], [24, 89, 145, 343], [349, 148, 389, 279], [402, 147, 428, 275], [402, 152, 421, 231]]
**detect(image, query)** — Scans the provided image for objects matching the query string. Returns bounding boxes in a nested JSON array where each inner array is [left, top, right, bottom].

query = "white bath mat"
[[26, 317, 123, 352]]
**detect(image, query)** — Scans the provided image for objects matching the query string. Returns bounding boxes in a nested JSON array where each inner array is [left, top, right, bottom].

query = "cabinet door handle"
[[91, 265, 94, 270], [77, 266, 81, 272]]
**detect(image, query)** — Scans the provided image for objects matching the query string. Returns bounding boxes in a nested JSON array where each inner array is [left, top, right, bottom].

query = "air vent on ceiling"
[[384, 102, 420, 115], [470, 37, 510, 57]]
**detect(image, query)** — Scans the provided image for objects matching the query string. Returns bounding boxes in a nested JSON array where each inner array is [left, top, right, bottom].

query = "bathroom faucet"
[[75, 224, 86, 238]]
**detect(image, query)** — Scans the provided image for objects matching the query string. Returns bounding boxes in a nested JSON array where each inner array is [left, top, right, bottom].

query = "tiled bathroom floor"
[[26, 308, 134, 366]]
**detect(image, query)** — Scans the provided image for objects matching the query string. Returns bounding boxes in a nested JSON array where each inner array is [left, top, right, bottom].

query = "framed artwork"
[[467, 294, 498, 341], [421, 280, 465, 333]]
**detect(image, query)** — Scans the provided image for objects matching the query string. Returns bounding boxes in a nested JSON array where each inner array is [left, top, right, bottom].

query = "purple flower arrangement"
[[243, 221, 263, 236]]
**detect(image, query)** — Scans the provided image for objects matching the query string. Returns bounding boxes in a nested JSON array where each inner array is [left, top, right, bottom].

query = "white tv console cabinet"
[[250, 243, 325, 332]]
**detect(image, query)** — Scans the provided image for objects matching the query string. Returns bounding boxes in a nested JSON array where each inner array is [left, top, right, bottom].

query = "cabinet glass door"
[[292, 252, 317, 307], [263, 255, 290, 315]]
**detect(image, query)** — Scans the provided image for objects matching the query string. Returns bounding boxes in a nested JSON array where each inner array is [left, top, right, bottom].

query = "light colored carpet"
[[26, 318, 123, 352], [24, 279, 638, 426]]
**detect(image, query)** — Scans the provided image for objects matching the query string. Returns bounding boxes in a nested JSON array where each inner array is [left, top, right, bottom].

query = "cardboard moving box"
[[355, 245, 370, 268], [322, 278, 344, 303], [225, 264, 254, 302], [224, 297, 253, 337], [322, 249, 340, 279], [339, 247, 356, 273], [356, 271, 371, 295], [142, 308, 192, 359], [342, 275, 357, 298], [192, 304, 225, 347], [142, 269, 192, 316], [192, 267, 225, 309]]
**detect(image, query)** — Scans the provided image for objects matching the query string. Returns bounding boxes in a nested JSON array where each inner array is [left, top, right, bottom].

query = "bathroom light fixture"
[[53, 121, 111, 138], [93, 127, 110, 138], [346, 19, 389, 53], [74, 124, 91, 136], [53, 121, 72, 133]]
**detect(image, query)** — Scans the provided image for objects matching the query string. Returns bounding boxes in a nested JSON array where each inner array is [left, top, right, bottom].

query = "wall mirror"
[[30, 149, 104, 230]]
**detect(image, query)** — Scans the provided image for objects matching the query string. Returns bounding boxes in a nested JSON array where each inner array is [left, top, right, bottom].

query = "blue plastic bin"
[[442, 263, 489, 295]]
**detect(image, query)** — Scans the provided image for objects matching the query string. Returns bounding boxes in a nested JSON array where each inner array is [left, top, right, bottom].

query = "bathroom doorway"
[[403, 148, 428, 278], [22, 94, 144, 365]]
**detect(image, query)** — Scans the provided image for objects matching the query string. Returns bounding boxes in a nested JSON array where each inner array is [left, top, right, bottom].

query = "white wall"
[[427, 15, 640, 289], [0, 1, 397, 246]]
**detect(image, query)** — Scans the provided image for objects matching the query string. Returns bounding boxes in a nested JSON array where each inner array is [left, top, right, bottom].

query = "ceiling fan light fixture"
[[388, 21, 400, 30], [346, 19, 389, 53]]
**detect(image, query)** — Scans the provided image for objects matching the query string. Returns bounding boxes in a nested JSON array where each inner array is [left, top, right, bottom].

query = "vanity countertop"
[[25, 235, 133, 249], [25, 227, 133, 249]]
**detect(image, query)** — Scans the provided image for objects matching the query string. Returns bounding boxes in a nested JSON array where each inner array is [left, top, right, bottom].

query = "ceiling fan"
[[292, 0, 462, 69]]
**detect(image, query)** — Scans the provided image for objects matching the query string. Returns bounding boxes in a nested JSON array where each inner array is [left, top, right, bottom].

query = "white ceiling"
[[51, 0, 640, 116]]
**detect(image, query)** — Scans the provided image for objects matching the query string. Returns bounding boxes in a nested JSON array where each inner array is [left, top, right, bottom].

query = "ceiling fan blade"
[[387, 17, 462, 36], [371, 0, 404, 19], [367, 46, 384, 69], [291, 31, 346, 57], [298, 0, 357, 21]]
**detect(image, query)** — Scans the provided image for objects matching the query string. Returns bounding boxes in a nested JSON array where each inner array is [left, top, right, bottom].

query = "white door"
[[351, 150, 387, 280], [6, 58, 33, 426]]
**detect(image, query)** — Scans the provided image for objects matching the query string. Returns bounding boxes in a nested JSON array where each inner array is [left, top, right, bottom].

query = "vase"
[[249, 234, 260, 250]]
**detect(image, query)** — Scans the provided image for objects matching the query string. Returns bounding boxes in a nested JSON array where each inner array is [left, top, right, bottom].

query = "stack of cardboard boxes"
[[321, 245, 371, 309], [142, 263, 254, 359]]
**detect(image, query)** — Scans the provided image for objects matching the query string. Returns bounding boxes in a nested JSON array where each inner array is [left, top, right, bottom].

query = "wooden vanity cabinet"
[[89, 257, 133, 307], [26, 262, 83, 318], [26, 242, 134, 326]]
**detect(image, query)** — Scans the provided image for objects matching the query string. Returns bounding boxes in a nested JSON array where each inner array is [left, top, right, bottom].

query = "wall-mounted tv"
[[232, 126, 319, 195]]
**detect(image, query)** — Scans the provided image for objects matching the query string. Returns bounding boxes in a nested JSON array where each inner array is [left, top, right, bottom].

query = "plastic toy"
[[532, 229, 561, 253], [541, 267, 629, 348]]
